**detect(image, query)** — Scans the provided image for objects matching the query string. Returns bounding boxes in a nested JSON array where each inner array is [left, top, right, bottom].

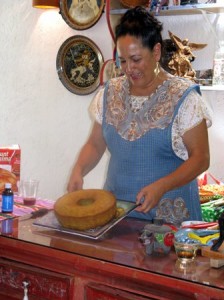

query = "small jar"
[[1, 183, 14, 213]]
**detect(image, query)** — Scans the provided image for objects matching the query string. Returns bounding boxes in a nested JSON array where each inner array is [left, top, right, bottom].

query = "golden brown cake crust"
[[54, 189, 117, 230], [0, 168, 17, 194]]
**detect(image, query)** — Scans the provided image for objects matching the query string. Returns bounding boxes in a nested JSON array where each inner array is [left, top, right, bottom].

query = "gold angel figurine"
[[164, 31, 207, 81]]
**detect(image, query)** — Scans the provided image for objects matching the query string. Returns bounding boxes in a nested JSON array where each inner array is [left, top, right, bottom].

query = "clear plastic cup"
[[21, 179, 39, 206]]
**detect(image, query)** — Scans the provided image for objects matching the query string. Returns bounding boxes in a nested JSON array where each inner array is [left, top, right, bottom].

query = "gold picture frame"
[[59, 0, 105, 30]]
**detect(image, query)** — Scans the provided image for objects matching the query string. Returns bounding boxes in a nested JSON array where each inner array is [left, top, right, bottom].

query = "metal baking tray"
[[32, 200, 138, 240]]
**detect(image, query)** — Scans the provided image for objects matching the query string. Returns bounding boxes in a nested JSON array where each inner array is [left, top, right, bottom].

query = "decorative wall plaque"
[[56, 35, 104, 95]]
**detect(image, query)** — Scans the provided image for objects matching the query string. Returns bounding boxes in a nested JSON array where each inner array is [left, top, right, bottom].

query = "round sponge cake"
[[54, 189, 117, 230]]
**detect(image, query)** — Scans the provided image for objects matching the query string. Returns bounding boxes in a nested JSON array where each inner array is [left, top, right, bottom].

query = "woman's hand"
[[67, 168, 84, 193], [67, 121, 106, 193], [135, 180, 166, 213]]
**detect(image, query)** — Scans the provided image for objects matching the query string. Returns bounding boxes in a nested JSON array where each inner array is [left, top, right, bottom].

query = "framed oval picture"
[[56, 35, 104, 95], [60, 0, 105, 30]]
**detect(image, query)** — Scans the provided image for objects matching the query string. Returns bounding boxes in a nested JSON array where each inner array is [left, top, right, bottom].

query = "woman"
[[67, 6, 212, 221]]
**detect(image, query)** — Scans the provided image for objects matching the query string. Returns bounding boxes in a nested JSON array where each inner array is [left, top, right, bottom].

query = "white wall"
[[0, 1, 224, 201]]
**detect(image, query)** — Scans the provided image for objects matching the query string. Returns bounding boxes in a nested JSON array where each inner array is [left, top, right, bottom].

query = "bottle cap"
[[5, 183, 12, 189]]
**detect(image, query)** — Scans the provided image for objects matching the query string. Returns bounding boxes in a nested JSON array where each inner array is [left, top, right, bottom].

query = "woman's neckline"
[[129, 77, 172, 98]]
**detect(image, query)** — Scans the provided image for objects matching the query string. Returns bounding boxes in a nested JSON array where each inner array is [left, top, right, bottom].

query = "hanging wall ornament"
[[59, 0, 105, 30], [56, 35, 104, 95]]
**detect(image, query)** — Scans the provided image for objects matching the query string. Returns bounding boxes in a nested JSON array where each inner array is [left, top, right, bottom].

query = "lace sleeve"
[[88, 87, 104, 124], [172, 89, 212, 160]]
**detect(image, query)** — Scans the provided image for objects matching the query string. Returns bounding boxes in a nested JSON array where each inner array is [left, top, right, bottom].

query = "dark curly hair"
[[115, 6, 163, 51]]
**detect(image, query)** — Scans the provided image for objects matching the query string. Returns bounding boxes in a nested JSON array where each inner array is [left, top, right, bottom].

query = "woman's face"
[[117, 35, 160, 89]]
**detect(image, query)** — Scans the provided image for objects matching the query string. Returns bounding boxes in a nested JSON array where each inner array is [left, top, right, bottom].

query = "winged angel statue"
[[162, 31, 207, 81]]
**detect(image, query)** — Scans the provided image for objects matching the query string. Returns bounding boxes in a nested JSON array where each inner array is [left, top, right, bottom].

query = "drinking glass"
[[21, 179, 39, 206]]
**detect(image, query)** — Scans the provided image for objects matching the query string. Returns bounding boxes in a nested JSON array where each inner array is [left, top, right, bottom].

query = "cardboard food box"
[[0, 145, 21, 194]]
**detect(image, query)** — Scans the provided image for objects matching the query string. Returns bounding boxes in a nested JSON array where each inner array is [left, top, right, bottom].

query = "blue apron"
[[102, 78, 202, 221]]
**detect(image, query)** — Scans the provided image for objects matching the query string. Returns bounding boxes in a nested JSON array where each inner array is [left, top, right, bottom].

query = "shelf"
[[110, 3, 224, 16]]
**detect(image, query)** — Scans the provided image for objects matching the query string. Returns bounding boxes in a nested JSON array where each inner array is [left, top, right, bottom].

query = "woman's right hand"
[[67, 170, 84, 193], [67, 121, 106, 193]]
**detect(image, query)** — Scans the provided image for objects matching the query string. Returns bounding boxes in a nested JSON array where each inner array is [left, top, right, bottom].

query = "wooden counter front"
[[0, 216, 223, 299]]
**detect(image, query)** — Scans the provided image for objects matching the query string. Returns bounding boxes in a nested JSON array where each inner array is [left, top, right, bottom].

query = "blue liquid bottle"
[[2, 183, 14, 213]]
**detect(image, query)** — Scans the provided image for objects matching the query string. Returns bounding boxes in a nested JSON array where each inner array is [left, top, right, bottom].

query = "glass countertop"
[[0, 211, 224, 292]]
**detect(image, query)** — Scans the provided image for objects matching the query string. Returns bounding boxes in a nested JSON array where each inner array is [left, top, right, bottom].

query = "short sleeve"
[[178, 89, 212, 136], [172, 89, 212, 160]]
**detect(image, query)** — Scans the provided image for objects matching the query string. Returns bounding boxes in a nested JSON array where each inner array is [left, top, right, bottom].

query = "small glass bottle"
[[1, 183, 14, 213]]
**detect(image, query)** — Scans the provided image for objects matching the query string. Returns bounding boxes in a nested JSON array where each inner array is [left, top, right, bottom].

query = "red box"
[[0, 145, 21, 194]]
